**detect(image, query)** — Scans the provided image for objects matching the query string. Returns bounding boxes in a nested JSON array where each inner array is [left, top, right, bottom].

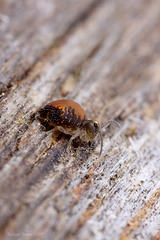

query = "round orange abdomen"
[[46, 99, 86, 120], [38, 99, 87, 130]]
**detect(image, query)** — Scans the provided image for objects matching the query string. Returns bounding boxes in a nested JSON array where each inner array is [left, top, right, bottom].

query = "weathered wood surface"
[[0, 0, 160, 239]]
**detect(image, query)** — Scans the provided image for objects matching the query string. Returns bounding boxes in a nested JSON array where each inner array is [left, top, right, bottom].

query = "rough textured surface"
[[0, 0, 160, 240]]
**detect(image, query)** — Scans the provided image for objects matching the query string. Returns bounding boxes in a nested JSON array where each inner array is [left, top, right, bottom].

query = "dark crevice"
[[0, 113, 36, 170]]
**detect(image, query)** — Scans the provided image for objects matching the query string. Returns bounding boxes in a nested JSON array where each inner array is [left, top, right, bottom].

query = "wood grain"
[[0, 0, 160, 240]]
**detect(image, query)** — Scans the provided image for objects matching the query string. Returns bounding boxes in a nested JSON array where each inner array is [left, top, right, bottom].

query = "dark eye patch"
[[94, 122, 98, 129]]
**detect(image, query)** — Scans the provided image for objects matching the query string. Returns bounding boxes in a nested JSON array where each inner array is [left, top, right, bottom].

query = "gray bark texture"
[[0, 0, 160, 240]]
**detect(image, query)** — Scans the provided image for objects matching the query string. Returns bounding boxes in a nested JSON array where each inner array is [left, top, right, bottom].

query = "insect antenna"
[[98, 120, 120, 157], [102, 120, 121, 129], [98, 130, 103, 157]]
